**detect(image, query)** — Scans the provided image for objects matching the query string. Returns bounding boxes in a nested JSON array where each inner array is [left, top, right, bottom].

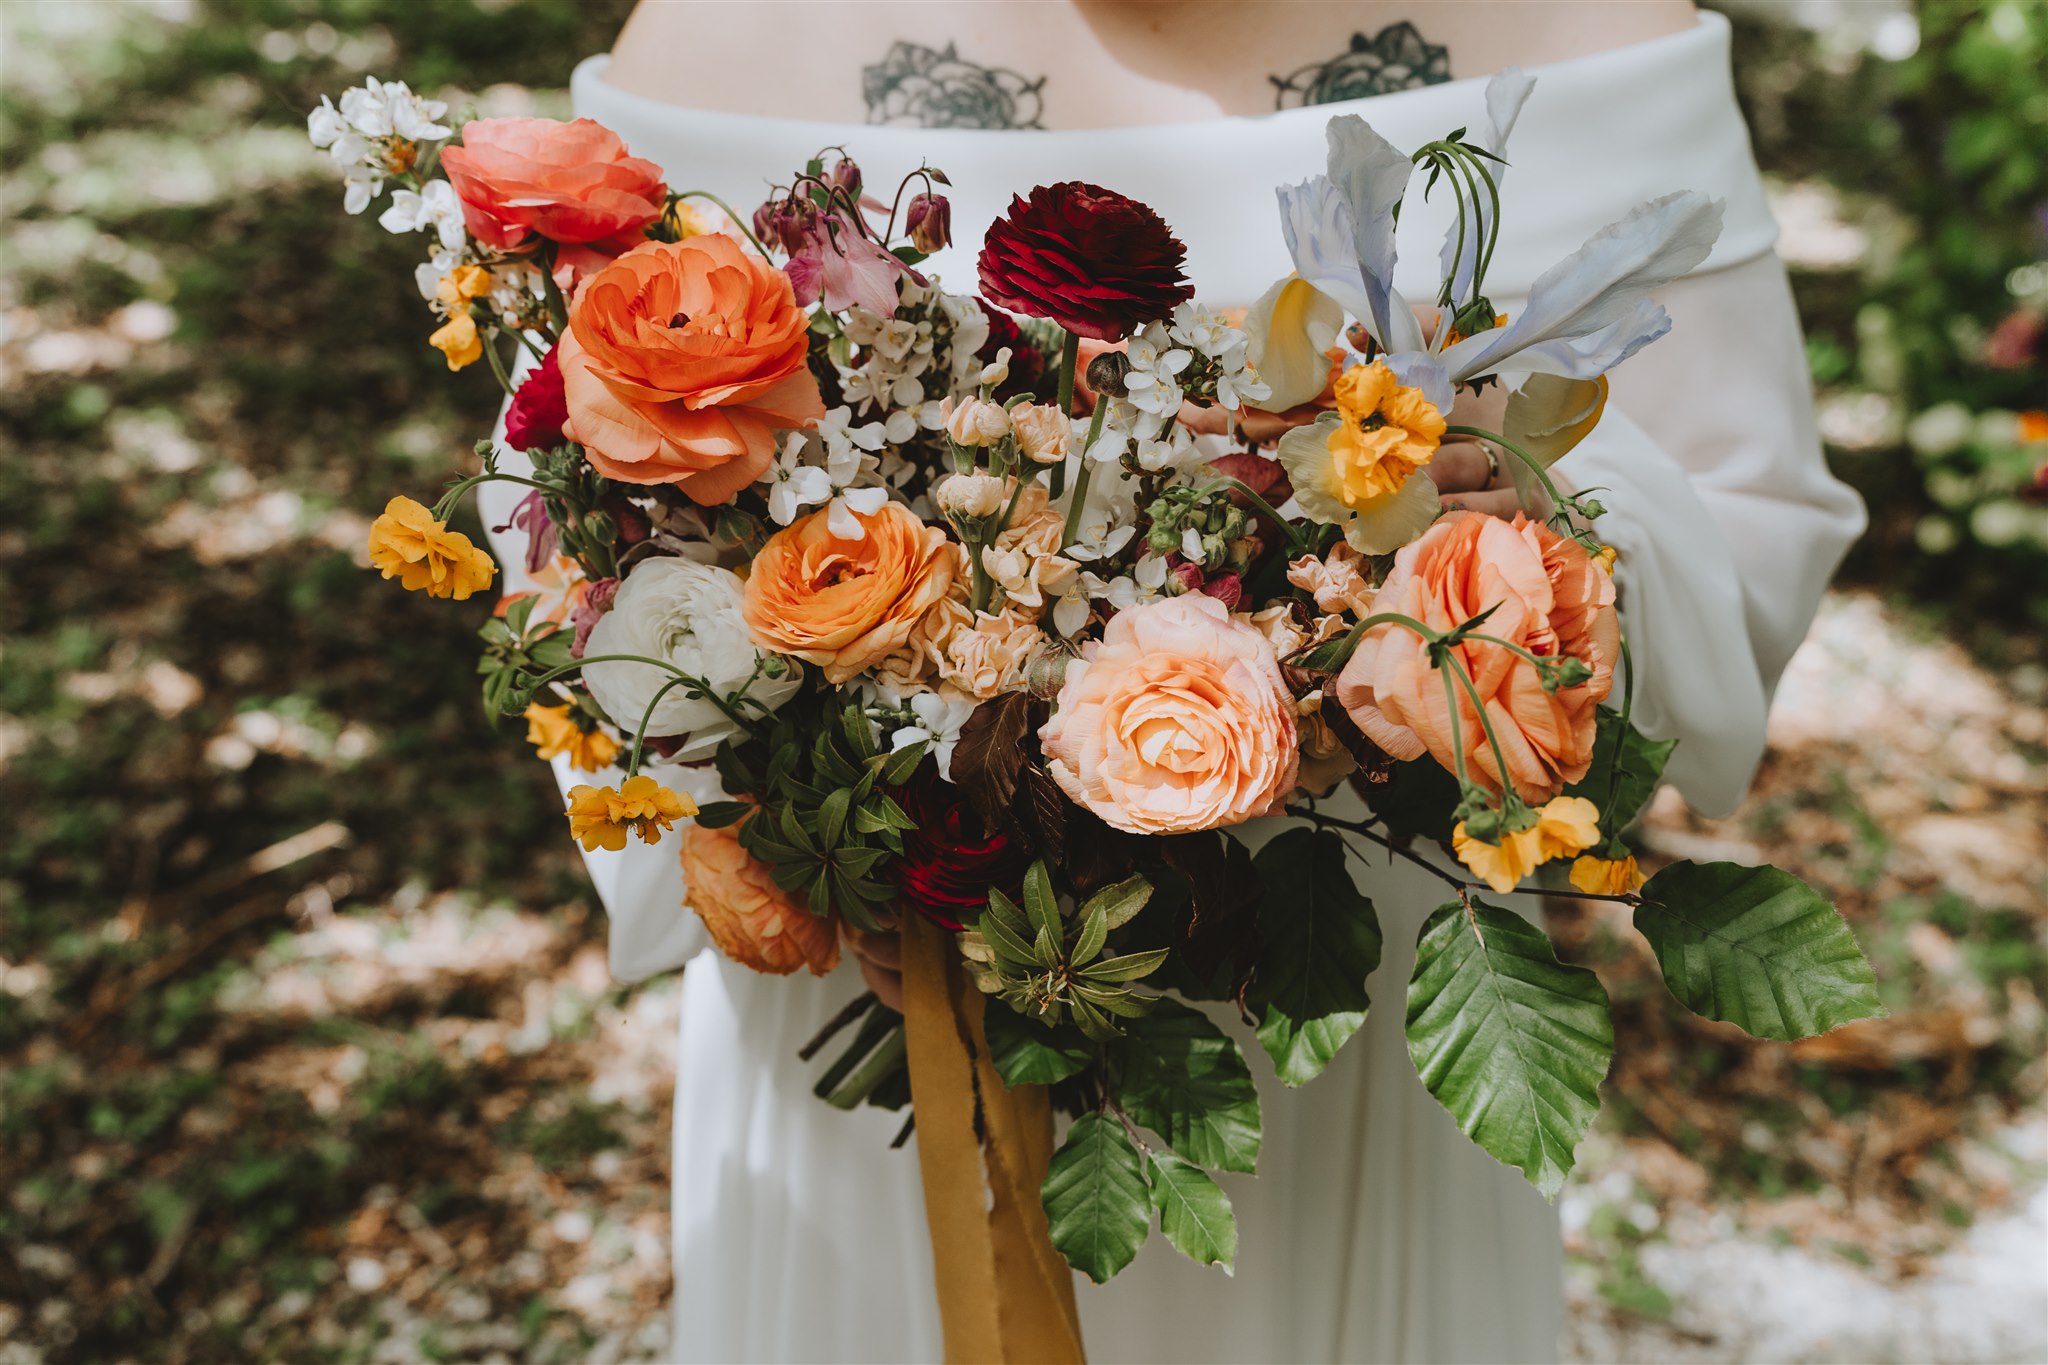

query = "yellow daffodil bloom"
[[1453, 795, 1605, 894], [1570, 853, 1646, 895], [565, 775, 697, 852], [523, 702, 622, 774], [366, 495, 496, 600]]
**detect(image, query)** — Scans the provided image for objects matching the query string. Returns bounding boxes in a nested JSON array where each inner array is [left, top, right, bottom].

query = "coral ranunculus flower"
[[1336, 512, 1618, 804], [440, 117, 665, 252], [1040, 594, 1298, 835], [559, 237, 825, 503], [743, 500, 958, 684], [978, 182, 1194, 342], [367, 495, 496, 600], [679, 821, 841, 976]]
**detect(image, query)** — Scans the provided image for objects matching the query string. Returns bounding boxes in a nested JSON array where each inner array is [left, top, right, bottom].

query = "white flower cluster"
[[1169, 302, 1271, 411], [835, 280, 993, 445], [380, 180, 464, 251], [1086, 306, 1269, 476], [306, 77, 451, 215], [766, 407, 891, 537], [413, 252, 544, 329]]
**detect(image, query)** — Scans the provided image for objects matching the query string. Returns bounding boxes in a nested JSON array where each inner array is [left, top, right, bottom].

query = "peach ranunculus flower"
[[930, 601, 1047, 700], [679, 821, 840, 977], [743, 500, 959, 684], [1336, 512, 1618, 804], [439, 117, 665, 253], [1040, 594, 1299, 835], [559, 236, 825, 503]]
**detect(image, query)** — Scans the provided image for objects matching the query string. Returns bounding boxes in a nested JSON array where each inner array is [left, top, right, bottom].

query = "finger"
[[855, 954, 905, 1013], [1439, 487, 1527, 520], [1430, 440, 1496, 494], [853, 932, 902, 972]]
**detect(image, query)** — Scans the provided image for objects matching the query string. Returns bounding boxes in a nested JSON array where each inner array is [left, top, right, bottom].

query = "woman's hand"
[[843, 920, 904, 1013], [1431, 378, 1523, 518]]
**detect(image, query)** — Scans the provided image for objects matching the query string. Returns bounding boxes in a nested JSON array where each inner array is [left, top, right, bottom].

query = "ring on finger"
[[1482, 442, 1501, 487]]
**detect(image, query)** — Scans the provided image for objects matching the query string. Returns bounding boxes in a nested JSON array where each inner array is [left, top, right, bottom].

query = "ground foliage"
[[0, 3, 2042, 1363]]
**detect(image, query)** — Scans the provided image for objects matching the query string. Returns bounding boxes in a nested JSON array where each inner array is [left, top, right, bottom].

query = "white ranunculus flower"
[[581, 559, 801, 761]]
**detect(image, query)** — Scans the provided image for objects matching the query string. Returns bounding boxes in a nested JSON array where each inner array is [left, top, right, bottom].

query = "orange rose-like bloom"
[[440, 117, 665, 252], [559, 237, 825, 503], [1336, 512, 1617, 804], [1040, 594, 1299, 835], [367, 496, 496, 600], [743, 500, 959, 684], [679, 821, 841, 977]]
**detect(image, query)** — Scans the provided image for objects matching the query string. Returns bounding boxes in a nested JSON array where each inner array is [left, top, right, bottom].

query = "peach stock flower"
[[1040, 594, 1299, 835], [679, 821, 841, 977], [1336, 511, 1617, 803], [743, 500, 958, 684], [367, 496, 496, 600], [440, 117, 664, 252], [559, 236, 825, 503]]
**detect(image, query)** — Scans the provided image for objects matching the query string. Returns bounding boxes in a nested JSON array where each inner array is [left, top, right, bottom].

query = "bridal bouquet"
[[323, 72, 1883, 1288]]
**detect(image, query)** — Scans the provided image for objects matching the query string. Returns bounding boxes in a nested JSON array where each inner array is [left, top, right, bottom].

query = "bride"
[[481, 3, 1865, 1361]]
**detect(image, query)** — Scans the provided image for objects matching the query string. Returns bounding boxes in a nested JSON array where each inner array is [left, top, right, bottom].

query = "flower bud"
[[933, 472, 1007, 520], [826, 156, 863, 200], [943, 396, 1011, 448], [1087, 350, 1132, 399], [976, 347, 1013, 390], [1009, 403, 1071, 465], [1026, 651, 1071, 699], [905, 191, 951, 253]]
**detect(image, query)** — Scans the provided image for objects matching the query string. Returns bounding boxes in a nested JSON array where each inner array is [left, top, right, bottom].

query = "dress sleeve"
[[478, 387, 707, 983], [1552, 252, 1865, 817]]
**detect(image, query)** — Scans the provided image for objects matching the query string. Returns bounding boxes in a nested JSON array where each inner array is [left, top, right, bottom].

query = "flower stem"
[[1445, 425, 1572, 525], [432, 470, 556, 522], [627, 673, 694, 777], [1059, 399, 1111, 549], [1289, 806, 1640, 905], [1048, 329, 1081, 500]]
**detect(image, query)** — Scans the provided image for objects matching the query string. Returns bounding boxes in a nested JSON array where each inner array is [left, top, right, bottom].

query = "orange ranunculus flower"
[[1453, 795, 1603, 894], [1336, 512, 1618, 804], [559, 236, 825, 503], [679, 821, 840, 977], [564, 774, 695, 852], [439, 117, 665, 252], [1040, 594, 1299, 835], [522, 702, 620, 774], [367, 495, 496, 600], [743, 500, 958, 685]]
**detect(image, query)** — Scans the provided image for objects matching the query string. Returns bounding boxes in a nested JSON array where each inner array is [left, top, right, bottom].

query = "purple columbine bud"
[[905, 191, 951, 254], [825, 156, 863, 201]]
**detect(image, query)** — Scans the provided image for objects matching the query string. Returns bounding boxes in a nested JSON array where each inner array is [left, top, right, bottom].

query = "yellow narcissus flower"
[[428, 264, 493, 371], [523, 702, 622, 774], [1570, 853, 1646, 895], [367, 495, 497, 600], [1453, 795, 1604, 894], [565, 775, 697, 852], [1277, 359, 1444, 555]]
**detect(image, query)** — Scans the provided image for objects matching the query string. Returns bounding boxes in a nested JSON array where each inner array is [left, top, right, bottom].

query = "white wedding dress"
[[480, 15, 1864, 1362]]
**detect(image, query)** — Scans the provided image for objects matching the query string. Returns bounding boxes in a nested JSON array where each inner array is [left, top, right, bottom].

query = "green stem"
[[480, 329, 517, 400], [1444, 648, 1520, 806], [1289, 807, 1641, 905], [677, 189, 771, 258], [627, 674, 694, 777], [1059, 400, 1111, 549], [1444, 425, 1571, 523], [538, 243, 570, 335], [526, 653, 758, 732], [433, 470, 555, 522], [1048, 329, 1081, 500]]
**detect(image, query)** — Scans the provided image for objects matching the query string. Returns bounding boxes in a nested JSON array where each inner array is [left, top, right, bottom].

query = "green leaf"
[[1565, 710, 1679, 832], [1071, 901, 1109, 967], [1634, 861, 1886, 1040], [1146, 1152, 1236, 1273], [984, 1006, 1095, 1086], [692, 800, 751, 830], [1116, 1000, 1262, 1174], [1042, 1113, 1151, 1284], [1080, 948, 1171, 983], [1021, 861, 1061, 939], [816, 787, 852, 849], [1080, 875, 1152, 932], [1246, 828, 1383, 1087], [1407, 900, 1612, 1198], [879, 740, 927, 786]]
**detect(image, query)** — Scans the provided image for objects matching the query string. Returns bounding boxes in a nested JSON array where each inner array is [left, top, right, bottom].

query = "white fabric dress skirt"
[[480, 15, 1865, 1361]]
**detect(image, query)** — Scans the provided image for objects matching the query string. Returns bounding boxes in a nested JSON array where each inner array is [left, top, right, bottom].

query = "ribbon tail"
[[901, 913, 1086, 1365]]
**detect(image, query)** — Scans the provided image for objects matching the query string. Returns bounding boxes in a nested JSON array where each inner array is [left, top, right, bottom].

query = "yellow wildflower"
[[1590, 544, 1618, 575], [662, 198, 714, 239], [1326, 359, 1445, 507], [1453, 795, 1605, 894], [1570, 853, 1646, 896], [428, 265, 493, 371], [565, 775, 697, 853], [367, 495, 496, 600], [524, 702, 622, 774]]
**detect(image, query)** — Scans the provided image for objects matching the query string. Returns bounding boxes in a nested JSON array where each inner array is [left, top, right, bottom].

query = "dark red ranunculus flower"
[[977, 182, 1193, 342], [890, 771, 1027, 930], [504, 345, 568, 452]]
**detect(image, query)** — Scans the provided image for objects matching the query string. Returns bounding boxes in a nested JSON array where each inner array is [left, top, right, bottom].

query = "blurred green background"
[[1, 2, 2043, 1362]]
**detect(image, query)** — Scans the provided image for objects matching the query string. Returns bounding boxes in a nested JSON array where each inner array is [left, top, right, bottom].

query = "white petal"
[[825, 498, 866, 540], [840, 486, 890, 516]]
